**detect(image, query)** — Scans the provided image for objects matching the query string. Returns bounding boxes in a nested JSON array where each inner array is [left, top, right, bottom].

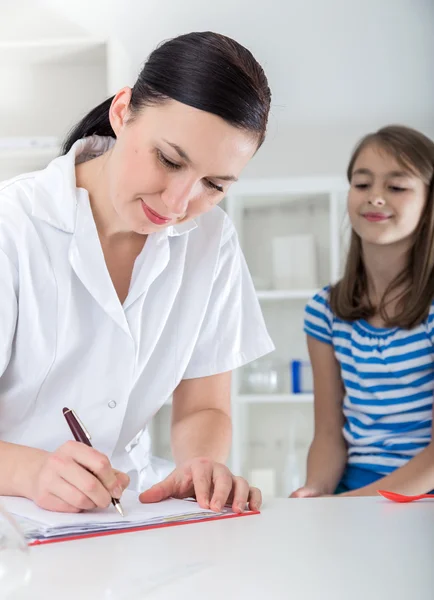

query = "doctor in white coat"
[[0, 32, 274, 514]]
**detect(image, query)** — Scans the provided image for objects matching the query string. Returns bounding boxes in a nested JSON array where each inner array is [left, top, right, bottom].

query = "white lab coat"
[[0, 136, 274, 491]]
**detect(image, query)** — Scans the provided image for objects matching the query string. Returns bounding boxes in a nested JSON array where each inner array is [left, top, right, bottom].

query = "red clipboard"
[[28, 509, 260, 546]]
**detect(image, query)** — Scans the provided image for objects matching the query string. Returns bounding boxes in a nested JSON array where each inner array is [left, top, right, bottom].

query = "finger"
[[293, 488, 318, 498], [248, 486, 262, 511], [139, 471, 179, 504], [60, 441, 119, 496], [190, 460, 214, 509], [289, 488, 307, 498], [50, 452, 111, 508], [113, 470, 130, 495], [209, 465, 233, 512], [35, 492, 81, 514], [229, 476, 250, 513], [53, 477, 97, 511]]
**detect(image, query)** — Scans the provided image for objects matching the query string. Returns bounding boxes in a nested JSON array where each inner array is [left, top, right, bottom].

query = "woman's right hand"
[[28, 441, 130, 513]]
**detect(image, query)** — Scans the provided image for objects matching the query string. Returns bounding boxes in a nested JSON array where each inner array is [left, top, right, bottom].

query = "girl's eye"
[[157, 150, 181, 170], [389, 186, 406, 192], [204, 180, 224, 193], [354, 183, 369, 189]]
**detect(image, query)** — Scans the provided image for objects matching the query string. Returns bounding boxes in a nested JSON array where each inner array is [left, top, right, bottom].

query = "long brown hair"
[[330, 125, 434, 329]]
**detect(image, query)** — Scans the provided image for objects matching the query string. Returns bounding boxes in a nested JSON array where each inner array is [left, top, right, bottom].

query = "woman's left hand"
[[138, 457, 262, 513]]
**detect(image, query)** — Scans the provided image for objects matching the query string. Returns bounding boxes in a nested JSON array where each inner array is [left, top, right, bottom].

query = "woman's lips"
[[141, 201, 171, 225]]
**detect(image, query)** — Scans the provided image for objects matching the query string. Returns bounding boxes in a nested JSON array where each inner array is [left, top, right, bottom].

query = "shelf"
[[237, 394, 313, 404], [0, 146, 60, 161], [0, 38, 106, 65], [0, 147, 60, 176], [256, 289, 317, 301], [230, 176, 348, 196], [164, 394, 314, 405]]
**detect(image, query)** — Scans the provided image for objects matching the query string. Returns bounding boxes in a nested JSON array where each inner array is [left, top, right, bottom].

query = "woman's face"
[[105, 91, 258, 234]]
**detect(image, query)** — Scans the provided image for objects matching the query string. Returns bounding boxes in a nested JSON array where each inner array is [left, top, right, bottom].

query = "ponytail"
[[62, 96, 115, 154]]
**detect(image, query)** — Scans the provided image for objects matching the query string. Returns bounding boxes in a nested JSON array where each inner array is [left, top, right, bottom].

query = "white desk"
[[14, 497, 434, 599]]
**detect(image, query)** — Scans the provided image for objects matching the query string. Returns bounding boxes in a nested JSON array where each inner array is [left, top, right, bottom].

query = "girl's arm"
[[340, 442, 434, 497], [291, 335, 347, 497]]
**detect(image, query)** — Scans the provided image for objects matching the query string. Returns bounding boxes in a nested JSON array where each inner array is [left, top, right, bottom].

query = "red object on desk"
[[28, 509, 260, 546], [378, 490, 434, 503]]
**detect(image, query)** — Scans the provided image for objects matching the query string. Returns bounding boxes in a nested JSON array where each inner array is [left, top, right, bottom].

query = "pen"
[[62, 407, 124, 517]]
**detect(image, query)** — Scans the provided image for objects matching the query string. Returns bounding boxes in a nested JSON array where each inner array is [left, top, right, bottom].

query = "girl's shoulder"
[[306, 285, 333, 314], [304, 286, 336, 345]]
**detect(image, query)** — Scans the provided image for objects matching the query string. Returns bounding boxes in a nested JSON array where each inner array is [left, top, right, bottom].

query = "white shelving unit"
[[237, 394, 314, 404], [256, 289, 318, 301], [224, 177, 349, 489]]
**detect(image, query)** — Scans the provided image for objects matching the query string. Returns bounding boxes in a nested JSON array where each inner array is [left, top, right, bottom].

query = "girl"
[[0, 32, 274, 513], [292, 125, 434, 497]]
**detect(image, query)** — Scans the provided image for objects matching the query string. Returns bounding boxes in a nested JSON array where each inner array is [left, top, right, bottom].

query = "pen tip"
[[115, 502, 124, 517]]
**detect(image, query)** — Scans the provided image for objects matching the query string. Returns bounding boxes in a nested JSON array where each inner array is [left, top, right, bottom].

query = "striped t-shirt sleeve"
[[304, 287, 333, 345]]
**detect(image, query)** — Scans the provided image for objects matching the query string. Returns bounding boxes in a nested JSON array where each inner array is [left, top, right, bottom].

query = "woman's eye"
[[157, 150, 181, 170], [156, 150, 224, 194], [354, 183, 369, 189], [389, 186, 406, 192], [204, 180, 224, 193]]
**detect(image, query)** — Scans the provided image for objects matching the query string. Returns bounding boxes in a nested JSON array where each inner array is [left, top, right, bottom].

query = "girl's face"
[[103, 91, 258, 235], [348, 143, 428, 247]]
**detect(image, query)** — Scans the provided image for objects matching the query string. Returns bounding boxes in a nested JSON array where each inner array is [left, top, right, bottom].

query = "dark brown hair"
[[330, 125, 434, 329], [63, 31, 271, 154]]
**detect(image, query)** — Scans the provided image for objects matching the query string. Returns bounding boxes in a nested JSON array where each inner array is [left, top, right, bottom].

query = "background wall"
[[39, 0, 434, 176]]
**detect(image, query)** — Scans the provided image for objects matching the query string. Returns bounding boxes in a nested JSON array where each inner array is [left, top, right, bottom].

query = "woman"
[[0, 32, 274, 514]]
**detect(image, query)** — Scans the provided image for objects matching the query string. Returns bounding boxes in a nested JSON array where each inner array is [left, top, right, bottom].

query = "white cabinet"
[[226, 177, 349, 495], [152, 177, 350, 497], [0, 36, 110, 180]]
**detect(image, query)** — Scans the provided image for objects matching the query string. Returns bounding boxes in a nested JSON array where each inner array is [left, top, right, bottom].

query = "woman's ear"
[[109, 87, 133, 136]]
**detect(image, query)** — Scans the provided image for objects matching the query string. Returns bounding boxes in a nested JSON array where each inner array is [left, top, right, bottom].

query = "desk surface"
[[15, 497, 434, 599]]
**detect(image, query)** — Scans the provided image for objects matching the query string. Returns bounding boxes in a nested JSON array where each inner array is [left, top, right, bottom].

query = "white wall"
[[40, 0, 434, 177]]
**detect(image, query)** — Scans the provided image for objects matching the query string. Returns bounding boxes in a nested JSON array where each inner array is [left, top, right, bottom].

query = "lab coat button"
[[108, 400, 117, 409]]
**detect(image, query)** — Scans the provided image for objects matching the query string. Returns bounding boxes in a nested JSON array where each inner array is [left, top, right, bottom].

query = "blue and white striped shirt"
[[304, 287, 434, 477]]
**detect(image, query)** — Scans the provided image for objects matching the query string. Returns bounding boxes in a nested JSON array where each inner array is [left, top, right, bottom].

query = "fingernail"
[[214, 502, 221, 512], [237, 502, 245, 512], [113, 486, 122, 498]]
